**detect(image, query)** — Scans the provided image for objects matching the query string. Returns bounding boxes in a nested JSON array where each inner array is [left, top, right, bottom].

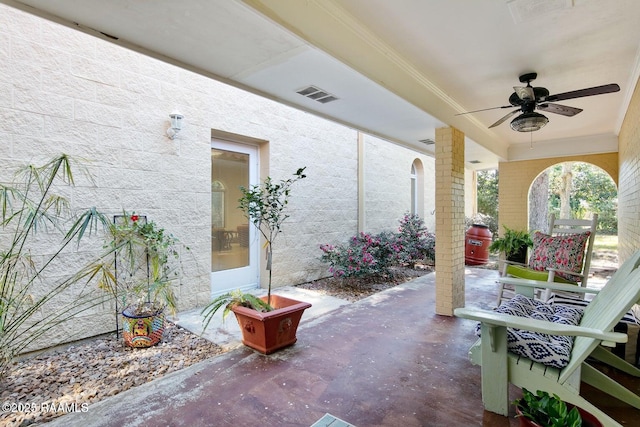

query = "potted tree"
[[202, 167, 311, 354], [514, 388, 603, 427], [99, 213, 187, 348], [489, 225, 533, 264]]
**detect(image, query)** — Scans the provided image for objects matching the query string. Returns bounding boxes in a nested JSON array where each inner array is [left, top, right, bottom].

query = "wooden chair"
[[497, 214, 598, 305], [455, 250, 640, 427]]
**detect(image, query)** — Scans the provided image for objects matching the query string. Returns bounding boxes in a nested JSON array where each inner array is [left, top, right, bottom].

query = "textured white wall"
[[0, 4, 441, 350], [362, 134, 436, 233]]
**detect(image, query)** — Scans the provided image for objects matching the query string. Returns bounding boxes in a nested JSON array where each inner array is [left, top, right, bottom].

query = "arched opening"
[[528, 161, 618, 275], [497, 152, 617, 234], [411, 159, 425, 217]]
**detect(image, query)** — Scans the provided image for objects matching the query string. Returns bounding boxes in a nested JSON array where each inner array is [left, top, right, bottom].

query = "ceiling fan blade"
[[489, 109, 520, 128], [537, 103, 583, 117], [514, 86, 535, 100], [455, 105, 513, 116], [545, 83, 620, 102]]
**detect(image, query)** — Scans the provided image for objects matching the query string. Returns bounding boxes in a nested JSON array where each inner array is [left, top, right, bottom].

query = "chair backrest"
[[559, 250, 640, 383], [548, 213, 598, 287]]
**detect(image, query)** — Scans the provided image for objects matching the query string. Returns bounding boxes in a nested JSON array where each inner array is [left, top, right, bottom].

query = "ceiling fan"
[[459, 72, 620, 132]]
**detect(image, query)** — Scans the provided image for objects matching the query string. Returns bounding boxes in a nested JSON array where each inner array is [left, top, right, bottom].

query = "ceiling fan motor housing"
[[510, 112, 549, 132], [509, 87, 550, 106]]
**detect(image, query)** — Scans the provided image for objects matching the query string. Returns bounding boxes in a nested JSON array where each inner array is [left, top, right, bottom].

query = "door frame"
[[210, 140, 260, 298]]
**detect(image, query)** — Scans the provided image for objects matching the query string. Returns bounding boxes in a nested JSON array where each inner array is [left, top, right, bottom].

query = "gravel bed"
[[0, 323, 224, 426]]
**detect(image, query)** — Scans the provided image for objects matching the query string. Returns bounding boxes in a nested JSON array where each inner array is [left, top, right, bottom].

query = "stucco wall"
[[0, 5, 441, 350], [618, 76, 640, 263]]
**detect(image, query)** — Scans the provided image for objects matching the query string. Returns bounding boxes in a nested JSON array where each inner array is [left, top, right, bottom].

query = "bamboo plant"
[[0, 155, 112, 378]]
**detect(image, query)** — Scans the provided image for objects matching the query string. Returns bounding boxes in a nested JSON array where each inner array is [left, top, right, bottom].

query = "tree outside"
[[545, 162, 617, 234], [475, 162, 617, 235]]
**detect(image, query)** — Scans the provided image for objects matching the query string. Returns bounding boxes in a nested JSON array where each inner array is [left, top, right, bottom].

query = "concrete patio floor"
[[47, 268, 640, 427]]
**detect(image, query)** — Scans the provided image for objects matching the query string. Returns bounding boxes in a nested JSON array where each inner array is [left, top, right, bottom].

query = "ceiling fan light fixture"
[[510, 112, 549, 132]]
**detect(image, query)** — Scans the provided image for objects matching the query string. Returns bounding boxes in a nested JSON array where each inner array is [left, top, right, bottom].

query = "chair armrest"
[[454, 308, 627, 345], [501, 259, 529, 277], [498, 276, 600, 295], [547, 266, 585, 279], [503, 259, 528, 268]]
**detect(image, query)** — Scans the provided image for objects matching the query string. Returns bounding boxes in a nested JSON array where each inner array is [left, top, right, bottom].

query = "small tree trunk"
[[560, 162, 573, 219], [266, 246, 272, 306], [529, 170, 549, 232]]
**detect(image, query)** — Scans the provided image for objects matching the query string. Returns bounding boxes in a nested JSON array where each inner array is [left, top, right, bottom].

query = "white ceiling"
[[4, 0, 640, 170]]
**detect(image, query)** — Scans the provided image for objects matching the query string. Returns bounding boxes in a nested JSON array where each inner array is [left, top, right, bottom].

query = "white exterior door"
[[210, 141, 259, 297]]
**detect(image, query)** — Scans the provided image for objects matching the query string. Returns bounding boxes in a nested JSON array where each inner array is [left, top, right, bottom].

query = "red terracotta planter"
[[516, 405, 603, 427], [232, 295, 312, 354]]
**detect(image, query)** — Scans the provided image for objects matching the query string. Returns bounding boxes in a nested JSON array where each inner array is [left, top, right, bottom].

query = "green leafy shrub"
[[396, 213, 435, 266], [466, 213, 498, 237], [201, 290, 273, 331], [488, 225, 533, 258], [96, 213, 188, 317], [514, 388, 582, 427]]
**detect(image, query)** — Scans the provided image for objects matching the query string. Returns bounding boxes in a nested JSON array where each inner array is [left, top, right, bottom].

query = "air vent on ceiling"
[[296, 85, 339, 104], [419, 138, 435, 145], [469, 160, 482, 164]]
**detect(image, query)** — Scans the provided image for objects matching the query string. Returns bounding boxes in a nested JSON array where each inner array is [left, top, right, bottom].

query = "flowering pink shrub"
[[320, 231, 398, 278], [396, 214, 435, 267], [320, 214, 435, 278]]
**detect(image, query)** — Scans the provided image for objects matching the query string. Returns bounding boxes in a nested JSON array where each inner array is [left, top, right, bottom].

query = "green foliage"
[[0, 155, 112, 379], [477, 169, 499, 220], [319, 214, 435, 278], [482, 162, 617, 234], [548, 162, 617, 233], [466, 213, 498, 237], [238, 167, 306, 303], [514, 388, 582, 427], [571, 163, 617, 233], [396, 213, 435, 266], [488, 225, 533, 257], [96, 213, 188, 317], [201, 290, 273, 332]]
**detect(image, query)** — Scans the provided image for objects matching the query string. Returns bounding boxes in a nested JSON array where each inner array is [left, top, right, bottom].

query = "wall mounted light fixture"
[[166, 111, 184, 139]]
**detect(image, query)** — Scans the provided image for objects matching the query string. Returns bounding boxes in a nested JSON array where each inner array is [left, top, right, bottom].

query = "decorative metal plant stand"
[[113, 215, 165, 348]]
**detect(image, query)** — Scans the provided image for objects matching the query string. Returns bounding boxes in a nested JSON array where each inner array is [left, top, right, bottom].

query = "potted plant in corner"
[[514, 388, 602, 427], [202, 167, 311, 354], [489, 225, 533, 264], [100, 213, 187, 348]]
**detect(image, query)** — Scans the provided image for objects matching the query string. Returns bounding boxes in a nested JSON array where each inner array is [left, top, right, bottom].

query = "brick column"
[[435, 127, 465, 315]]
